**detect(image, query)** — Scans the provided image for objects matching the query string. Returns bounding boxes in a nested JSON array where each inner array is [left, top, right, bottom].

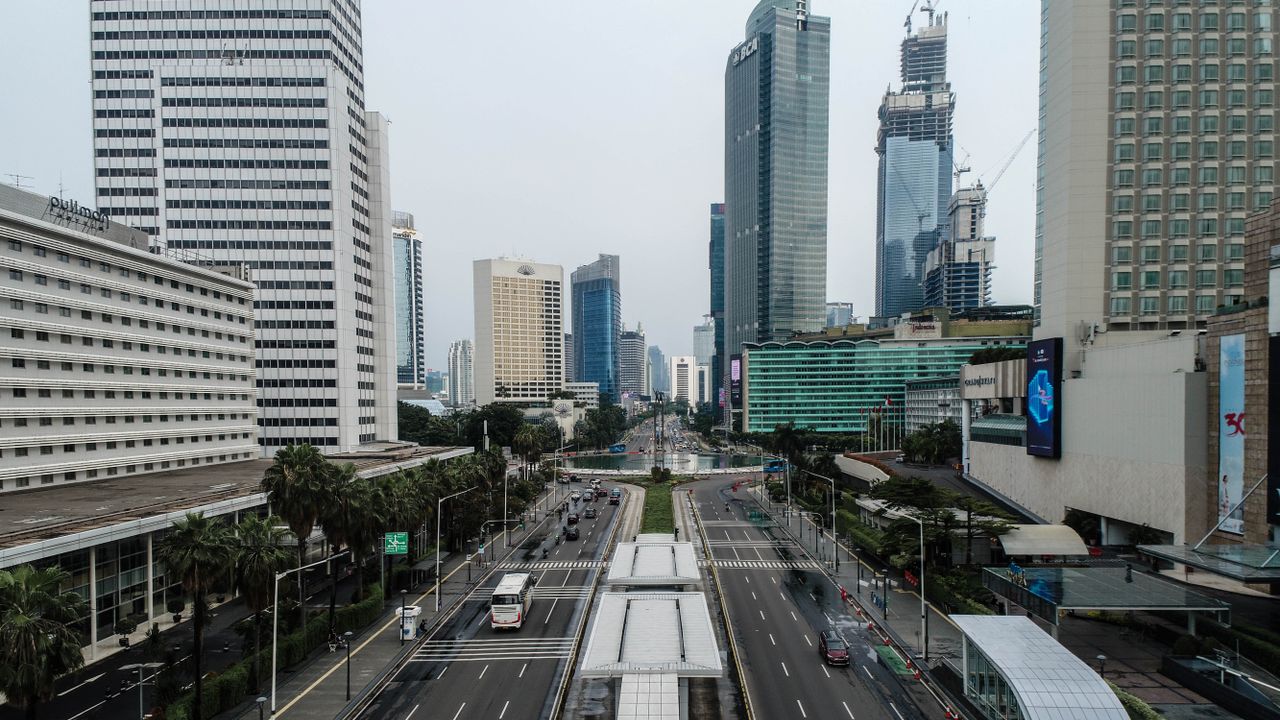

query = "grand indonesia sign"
[[47, 196, 111, 233]]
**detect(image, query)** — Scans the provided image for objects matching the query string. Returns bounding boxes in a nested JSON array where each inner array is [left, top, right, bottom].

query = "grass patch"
[[640, 483, 675, 534]]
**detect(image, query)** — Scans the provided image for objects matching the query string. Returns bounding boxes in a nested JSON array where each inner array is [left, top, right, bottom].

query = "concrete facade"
[[473, 258, 564, 406]]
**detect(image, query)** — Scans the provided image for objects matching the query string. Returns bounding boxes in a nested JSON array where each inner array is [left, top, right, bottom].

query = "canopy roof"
[[999, 524, 1089, 556], [1138, 543, 1280, 582], [608, 541, 701, 587], [579, 592, 722, 678]]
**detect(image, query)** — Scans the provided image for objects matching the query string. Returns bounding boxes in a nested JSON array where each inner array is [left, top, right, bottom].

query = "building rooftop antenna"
[[5, 173, 33, 190]]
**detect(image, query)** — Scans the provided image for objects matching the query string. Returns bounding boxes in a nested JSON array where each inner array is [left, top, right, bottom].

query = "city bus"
[[490, 572, 536, 630]]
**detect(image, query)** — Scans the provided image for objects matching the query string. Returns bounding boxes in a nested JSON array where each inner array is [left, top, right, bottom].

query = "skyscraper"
[[619, 324, 647, 397], [1034, 2, 1274, 372], [724, 1, 831, 384], [825, 302, 854, 328], [564, 332, 575, 383], [708, 202, 726, 398], [447, 340, 475, 408], [393, 211, 425, 386], [693, 317, 715, 366], [90, 1, 397, 453], [647, 346, 667, 395], [571, 254, 622, 401], [668, 356, 698, 405], [473, 259, 564, 406], [923, 186, 994, 311], [874, 8, 954, 319]]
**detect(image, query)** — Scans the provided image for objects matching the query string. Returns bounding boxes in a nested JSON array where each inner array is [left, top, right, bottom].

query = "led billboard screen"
[[729, 354, 743, 406], [1025, 337, 1063, 458]]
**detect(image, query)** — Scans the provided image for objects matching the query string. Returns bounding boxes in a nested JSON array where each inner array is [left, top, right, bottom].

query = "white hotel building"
[[473, 258, 565, 406], [89, 0, 396, 453]]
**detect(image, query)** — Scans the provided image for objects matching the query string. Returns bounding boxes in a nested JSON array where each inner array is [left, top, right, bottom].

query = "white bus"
[[490, 572, 536, 629]]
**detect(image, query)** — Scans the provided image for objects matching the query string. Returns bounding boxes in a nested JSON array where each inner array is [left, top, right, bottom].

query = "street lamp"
[[343, 630, 354, 700], [271, 549, 350, 715], [256, 696, 267, 720], [437, 486, 477, 612], [900, 512, 928, 662], [802, 469, 840, 572], [400, 590, 407, 646], [119, 662, 163, 720], [1097, 654, 1107, 677]]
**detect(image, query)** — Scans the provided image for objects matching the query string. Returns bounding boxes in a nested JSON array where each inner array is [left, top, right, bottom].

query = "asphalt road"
[[356, 486, 623, 720], [690, 477, 925, 720]]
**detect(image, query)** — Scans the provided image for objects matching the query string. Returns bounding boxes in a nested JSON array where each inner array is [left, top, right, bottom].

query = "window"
[[1142, 270, 1162, 289], [1144, 194, 1163, 212], [1142, 220, 1162, 237], [1118, 66, 1137, 84], [1174, 39, 1192, 57], [1143, 142, 1163, 161], [1257, 140, 1274, 158], [1114, 245, 1133, 263], [1168, 295, 1189, 314], [1200, 166, 1219, 185], [1227, 243, 1245, 260], [1200, 141, 1219, 159], [1170, 270, 1189, 288], [1118, 40, 1137, 58], [1144, 116, 1163, 135], [1258, 114, 1275, 133], [1200, 115, 1219, 134], [1172, 218, 1191, 236], [1144, 65, 1165, 84], [1116, 143, 1136, 161], [1140, 297, 1160, 315], [1173, 167, 1191, 185], [1173, 90, 1192, 108], [1200, 63, 1220, 82], [1116, 117, 1136, 135], [1143, 168, 1164, 186], [1174, 12, 1192, 31], [1200, 38, 1220, 57], [1225, 269, 1244, 287], [1198, 294, 1217, 313], [1230, 140, 1247, 158], [1197, 269, 1218, 287], [1173, 141, 1191, 159], [1115, 169, 1135, 187], [1115, 195, 1135, 212], [1257, 166, 1274, 184], [1146, 39, 1165, 57], [1228, 191, 1246, 209], [1119, 14, 1137, 31], [1142, 245, 1162, 263], [1256, 191, 1274, 210], [1173, 116, 1192, 134], [1115, 220, 1134, 238], [1114, 271, 1133, 290], [1228, 63, 1247, 81], [1146, 12, 1165, 31], [1111, 296, 1133, 315], [1117, 91, 1136, 110], [1228, 88, 1247, 107], [1258, 63, 1275, 82], [1199, 192, 1219, 211], [1256, 38, 1274, 56], [1198, 218, 1219, 236], [1228, 165, 1247, 184]]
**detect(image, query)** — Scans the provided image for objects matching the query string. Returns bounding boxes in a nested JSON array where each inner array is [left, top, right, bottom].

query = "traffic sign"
[[384, 532, 408, 555]]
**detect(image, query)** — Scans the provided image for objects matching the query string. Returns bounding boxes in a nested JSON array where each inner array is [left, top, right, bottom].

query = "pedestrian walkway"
[[700, 559, 818, 570], [230, 486, 563, 720], [497, 559, 605, 570]]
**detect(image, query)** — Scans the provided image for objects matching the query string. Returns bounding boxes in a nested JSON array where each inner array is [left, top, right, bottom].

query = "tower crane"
[[983, 128, 1035, 194]]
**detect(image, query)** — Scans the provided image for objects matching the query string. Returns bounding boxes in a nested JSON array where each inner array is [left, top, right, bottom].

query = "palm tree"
[[0, 565, 88, 720], [157, 513, 236, 720], [512, 424, 542, 479], [318, 463, 362, 633], [261, 443, 334, 632], [234, 515, 291, 694]]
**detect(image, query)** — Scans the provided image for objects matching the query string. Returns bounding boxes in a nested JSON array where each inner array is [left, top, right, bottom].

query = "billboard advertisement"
[[1270, 336, 1280, 526], [1025, 337, 1063, 458], [729, 354, 743, 406], [1218, 334, 1246, 535]]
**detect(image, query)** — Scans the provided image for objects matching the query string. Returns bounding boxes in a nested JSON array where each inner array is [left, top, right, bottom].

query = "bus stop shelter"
[[982, 565, 1231, 638]]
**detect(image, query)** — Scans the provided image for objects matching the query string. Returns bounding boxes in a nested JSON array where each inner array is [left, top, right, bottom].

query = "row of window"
[[160, 97, 328, 109], [1113, 165, 1274, 187], [162, 159, 330, 169], [1115, 88, 1276, 109], [159, 76, 326, 88], [92, 29, 332, 41], [3, 451, 258, 490], [163, 179, 330, 190], [1112, 216, 1253, 236], [1116, 36, 1273, 58], [1112, 268, 1244, 288], [7, 324, 250, 366], [1, 434, 253, 458], [162, 138, 329, 149], [1112, 242, 1245, 261], [1115, 140, 1275, 163], [9, 386, 250, 403], [6, 378, 249, 399], [1115, 191, 1269, 211], [167, 239, 332, 251], [167, 220, 334, 231], [1117, 10, 1274, 33], [165, 200, 332, 210], [1109, 293, 1240, 315], [1116, 111, 1272, 135], [92, 49, 330, 61], [1116, 60, 1273, 83], [159, 117, 328, 128]]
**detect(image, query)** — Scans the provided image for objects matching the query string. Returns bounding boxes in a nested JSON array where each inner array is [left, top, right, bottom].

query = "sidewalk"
[[233, 484, 564, 719]]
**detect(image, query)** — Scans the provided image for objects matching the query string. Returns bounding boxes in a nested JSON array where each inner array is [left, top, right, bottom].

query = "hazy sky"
[[0, 1, 1039, 369]]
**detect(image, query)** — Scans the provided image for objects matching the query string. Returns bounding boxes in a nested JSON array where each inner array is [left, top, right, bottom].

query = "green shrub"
[[1106, 681, 1163, 720]]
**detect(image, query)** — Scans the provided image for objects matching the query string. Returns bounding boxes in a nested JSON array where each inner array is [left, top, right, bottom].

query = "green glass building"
[[743, 337, 1026, 433]]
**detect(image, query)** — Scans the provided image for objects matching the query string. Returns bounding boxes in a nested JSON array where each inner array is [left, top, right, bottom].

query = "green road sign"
[[384, 532, 408, 555]]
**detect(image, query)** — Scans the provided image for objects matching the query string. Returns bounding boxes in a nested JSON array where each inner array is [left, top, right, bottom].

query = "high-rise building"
[[1033, 2, 1274, 373], [0, 184, 259, 493], [724, 1, 831, 386], [90, 1, 397, 453], [446, 340, 475, 408], [473, 259, 564, 406], [693, 316, 715, 366], [571, 254, 622, 401], [923, 186, 994, 311], [393, 211, 425, 386], [668, 355, 698, 405], [564, 332, 575, 383], [648, 346, 667, 395], [619, 324, 647, 397], [708, 202, 726, 397], [875, 9, 955, 318], [825, 302, 854, 328]]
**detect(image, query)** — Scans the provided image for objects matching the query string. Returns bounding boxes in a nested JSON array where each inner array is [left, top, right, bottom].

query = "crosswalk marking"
[[701, 559, 819, 570], [497, 560, 605, 570], [411, 636, 575, 663], [704, 540, 797, 548], [465, 586, 593, 603]]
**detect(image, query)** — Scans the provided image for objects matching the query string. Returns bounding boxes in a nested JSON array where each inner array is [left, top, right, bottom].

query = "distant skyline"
[[0, 1, 1040, 369]]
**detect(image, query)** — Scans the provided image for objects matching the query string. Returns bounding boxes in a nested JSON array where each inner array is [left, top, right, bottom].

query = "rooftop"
[[1138, 543, 1280, 583], [607, 541, 701, 587], [579, 592, 722, 678], [951, 615, 1128, 720], [982, 566, 1231, 623]]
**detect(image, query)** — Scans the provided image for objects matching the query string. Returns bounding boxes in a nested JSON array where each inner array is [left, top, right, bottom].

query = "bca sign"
[[732, 36, 759, 65]]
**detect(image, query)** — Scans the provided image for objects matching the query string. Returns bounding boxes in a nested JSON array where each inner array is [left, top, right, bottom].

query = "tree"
[[261, 444, 334, 633], [234, 515, 291, 694], [902, 420, 962, 465], [157, 513, 236, 720], [397, 402, 464, 446], [318, 463, 364, 633], [953, 496, 1015, 565], [969, 346, 1026, 366], [0, 565, 88, 720]]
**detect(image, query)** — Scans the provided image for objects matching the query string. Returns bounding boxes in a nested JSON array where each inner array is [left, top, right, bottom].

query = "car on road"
[[818, 630, 850, 666], [595, 488, 608, 499], [583, 507, 597, 519], [566, 513, 579, 525], [570, 490, 581, 501], [609, 488, 621, 505], [565, 525, 579, 540]]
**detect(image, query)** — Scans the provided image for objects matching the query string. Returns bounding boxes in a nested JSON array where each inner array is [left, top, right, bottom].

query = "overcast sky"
[[0, 1, 1039, 369]]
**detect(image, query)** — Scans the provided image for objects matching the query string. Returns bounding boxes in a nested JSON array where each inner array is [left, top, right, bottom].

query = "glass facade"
[[393, 212, 424, 385], [875, 19, 954, 318], [724, 1, 831, 384], [743, 337, 1024, 432], [571, 255, 622, 402], [965, 642, 1025, 720], [709, 202, 726, 399]]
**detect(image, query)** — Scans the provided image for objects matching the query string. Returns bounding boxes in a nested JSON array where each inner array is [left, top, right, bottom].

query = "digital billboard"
[[729, 354, 743, 406], [1270, 336, 1280, 526], [1218, 334, 1246, 535], [1025, 337, 1063, 458]]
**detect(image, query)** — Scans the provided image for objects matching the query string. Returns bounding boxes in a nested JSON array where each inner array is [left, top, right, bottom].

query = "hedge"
[[1106, 681, 1164, 720], [162, 584, 384, 720], [835, 509, 885, 557], [1199, 620, 1280, 678]]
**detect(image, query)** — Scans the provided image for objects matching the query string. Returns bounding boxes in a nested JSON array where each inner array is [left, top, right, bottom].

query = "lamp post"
[[900, 512, 928, 662], [802, 469, 840, 572], [1097, 654, 1107, 678], [256, 696, 267, 720], [400, 590, 407, 646], [119, 662, 162, 720], [343, 630, 354, 700], [271, 549, 349, 715], [437, 486, 476, 612]]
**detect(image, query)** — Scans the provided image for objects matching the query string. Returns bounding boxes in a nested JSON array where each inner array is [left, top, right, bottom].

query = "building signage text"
[[47, 196, 111, 233], [732, 36, 759, 66]]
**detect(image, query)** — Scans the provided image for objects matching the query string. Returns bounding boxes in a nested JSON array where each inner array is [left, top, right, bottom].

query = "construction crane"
[[984, 128, 1035, 194], [953, 146, 971, 184], [906, 0, 944, 33]]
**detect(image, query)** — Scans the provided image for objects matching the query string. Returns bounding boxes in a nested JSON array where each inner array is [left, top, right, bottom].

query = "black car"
[[819, 630, 849, 666], [564, 525, 580, 541], [566, 513, 579, 525], [583, 507, 597, 519]]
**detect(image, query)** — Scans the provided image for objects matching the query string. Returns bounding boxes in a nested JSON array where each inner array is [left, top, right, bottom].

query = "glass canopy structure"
[[1137, 543, 1280, 583]]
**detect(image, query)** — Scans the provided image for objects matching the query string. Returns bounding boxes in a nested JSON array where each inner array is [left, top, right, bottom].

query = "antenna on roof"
[[6, 173, 33, 190]]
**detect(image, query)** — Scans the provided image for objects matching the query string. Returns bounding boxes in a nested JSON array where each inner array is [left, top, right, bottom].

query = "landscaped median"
[[639, 480, 676, 534], [163, 584, 384, 720]]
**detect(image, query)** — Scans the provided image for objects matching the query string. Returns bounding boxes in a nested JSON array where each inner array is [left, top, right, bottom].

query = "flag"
[[884, 396, 893, 406]]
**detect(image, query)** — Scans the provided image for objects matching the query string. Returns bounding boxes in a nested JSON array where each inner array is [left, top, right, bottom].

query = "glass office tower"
[[875, 13, 955, 319], [724, 0, 831, 395], [571, 254, 622, 402], [393, 211, 425, 386], [709, 202, 726, 402]]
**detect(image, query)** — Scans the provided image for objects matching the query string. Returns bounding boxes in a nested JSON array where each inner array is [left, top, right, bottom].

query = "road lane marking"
[[744, 576, 751, 584], [769, 633, 776, 646], [451, 703, 467, 720], [790, 611, 798, 622], [891, 702, 905, 720], [796, 699, 808, 718], [478, 664, 489, 679], [65, 701, 107, 720], [821, 664, 830, 678], [519, 663, 527, 678], [58, 672, 105, 697], [499, 700, 510, 719], [544, 598, 559, 623], [863, 666, 874, 680], [751, 591, 757, 600], [779, 591, 786, 601], [438, 665, 448, 678], [759, 609, 766, 621], [824, 612, 833, 624], [406, 704, 420, 720], [810, 593, 817, 602], [781, 661, 790, 677], [842, 701, 854, 718], [771, 576, 777, 584], [804, 634, 812, 647]]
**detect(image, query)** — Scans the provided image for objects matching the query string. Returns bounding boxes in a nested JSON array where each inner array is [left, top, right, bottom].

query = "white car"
[[570, 491, 582, 502]]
